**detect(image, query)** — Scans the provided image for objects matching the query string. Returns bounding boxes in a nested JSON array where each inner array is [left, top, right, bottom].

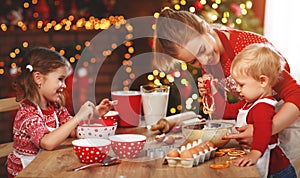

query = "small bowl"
[[101, 110, 119, 126], [76, 119, 117, 139], [182, 120, 234, 147], [109, 134, 146, 159], [72, 138, 111, 163]]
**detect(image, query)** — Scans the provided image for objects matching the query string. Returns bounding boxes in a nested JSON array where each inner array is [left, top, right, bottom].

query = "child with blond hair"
[[219, 43, 296, 178]]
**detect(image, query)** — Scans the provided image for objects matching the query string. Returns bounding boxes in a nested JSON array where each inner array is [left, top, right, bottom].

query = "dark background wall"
[[0, 0, 266, 144]]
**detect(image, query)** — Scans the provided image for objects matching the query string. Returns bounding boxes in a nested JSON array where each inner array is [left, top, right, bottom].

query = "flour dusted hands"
[[75, 101, 95, 123]]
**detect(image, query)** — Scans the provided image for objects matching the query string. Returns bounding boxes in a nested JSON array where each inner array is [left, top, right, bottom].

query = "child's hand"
[[233, 150, 261, 167], [95, 98, 113, 116], [75, 101, 95, 123]]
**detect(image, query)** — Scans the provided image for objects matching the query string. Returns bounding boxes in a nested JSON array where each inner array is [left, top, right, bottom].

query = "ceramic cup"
[[101, 110, 119, 126], [111, 91, 142, 127]]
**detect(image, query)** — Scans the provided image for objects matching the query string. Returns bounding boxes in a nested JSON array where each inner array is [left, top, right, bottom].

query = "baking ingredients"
[[163, 135, 175, 145], [165, 140, 217, 168], [227, 150, 246, 157], [188, 147, 199, 156], [166, 149, 180, 158], [215, 148, 246, 158], [180, 150, 193, 158], [218, 147, 236, 153], [209, 162, 230, 169], [215, 151, 226, 157], [151, 111, 199, 133], [205, 140, 216, 149], [182, 120, 234, 147]]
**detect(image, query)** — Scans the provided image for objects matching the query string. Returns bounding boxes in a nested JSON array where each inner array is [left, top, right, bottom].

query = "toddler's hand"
[[233, 150, 261, 167], [95, 98, 113, 116], [75, 101, 95, 123]]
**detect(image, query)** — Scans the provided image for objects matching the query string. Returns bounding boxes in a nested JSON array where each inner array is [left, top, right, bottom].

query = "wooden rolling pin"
[[151, 111, 201, 133]]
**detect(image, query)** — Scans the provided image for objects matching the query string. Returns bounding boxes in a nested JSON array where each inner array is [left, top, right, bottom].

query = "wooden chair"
[[0, 97, 19, 113], [0, 97, 19, 177]]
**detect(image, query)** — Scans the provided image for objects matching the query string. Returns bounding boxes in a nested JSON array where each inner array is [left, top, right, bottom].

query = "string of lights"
[[0, 0, 260, 115]]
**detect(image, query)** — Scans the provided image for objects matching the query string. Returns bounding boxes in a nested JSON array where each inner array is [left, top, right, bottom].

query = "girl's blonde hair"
[[153, 8, 213, 72], [14, 47, 72, 106], [230, 43, 285, 87]]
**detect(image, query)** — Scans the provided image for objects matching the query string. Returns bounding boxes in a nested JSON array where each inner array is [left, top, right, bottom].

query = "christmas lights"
[[0, 0, 260, 115]]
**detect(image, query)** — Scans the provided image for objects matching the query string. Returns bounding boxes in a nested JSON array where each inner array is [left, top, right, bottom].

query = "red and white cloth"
[[7, 99, 71, 176]]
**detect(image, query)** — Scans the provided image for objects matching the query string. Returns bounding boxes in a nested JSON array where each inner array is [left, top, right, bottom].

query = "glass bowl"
[[182, 120, 234, 147]]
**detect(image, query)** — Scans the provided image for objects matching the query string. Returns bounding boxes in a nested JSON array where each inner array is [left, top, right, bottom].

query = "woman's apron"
[[235, 98, 278, 178], [276, 100, 300, 177], [13, 105, 59, 168]]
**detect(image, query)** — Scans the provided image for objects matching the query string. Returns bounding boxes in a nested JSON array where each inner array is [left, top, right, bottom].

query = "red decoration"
[[35, 0, 50, 21], [230, 3, 242, 16], [193, 1, 204, 11]]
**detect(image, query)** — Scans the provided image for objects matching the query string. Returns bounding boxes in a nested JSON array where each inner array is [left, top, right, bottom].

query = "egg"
[[186, 143, 192, 150], [188, 147, 199, 157], [166, 149, 180, 158], [206, 141, 216, 149], [198, 142, 206, 148], [163, 135, 175, 145], [201, 144, 210, 152], [195, 145, 205, 154], [192, 141, 198, 147], [180, 145, 186, 152], [180, 150, 193, 158], [197, 139, 203, 144]]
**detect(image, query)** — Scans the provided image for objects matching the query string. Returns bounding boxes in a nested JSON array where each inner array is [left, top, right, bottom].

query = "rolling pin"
[[151, 111, 201, 133]]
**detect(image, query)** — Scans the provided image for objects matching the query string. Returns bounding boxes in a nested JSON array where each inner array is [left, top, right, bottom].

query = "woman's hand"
[[222, 124, 254, 149], [95, 98, 113, 116], [197, 74, 218, 96]]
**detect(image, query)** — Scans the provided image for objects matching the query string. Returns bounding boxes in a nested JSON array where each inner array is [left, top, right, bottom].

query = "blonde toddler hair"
[[230, 43, 285, 87]]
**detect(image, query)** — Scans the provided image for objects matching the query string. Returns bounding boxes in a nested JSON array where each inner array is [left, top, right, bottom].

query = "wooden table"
[[17, 126, 260, 178]]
